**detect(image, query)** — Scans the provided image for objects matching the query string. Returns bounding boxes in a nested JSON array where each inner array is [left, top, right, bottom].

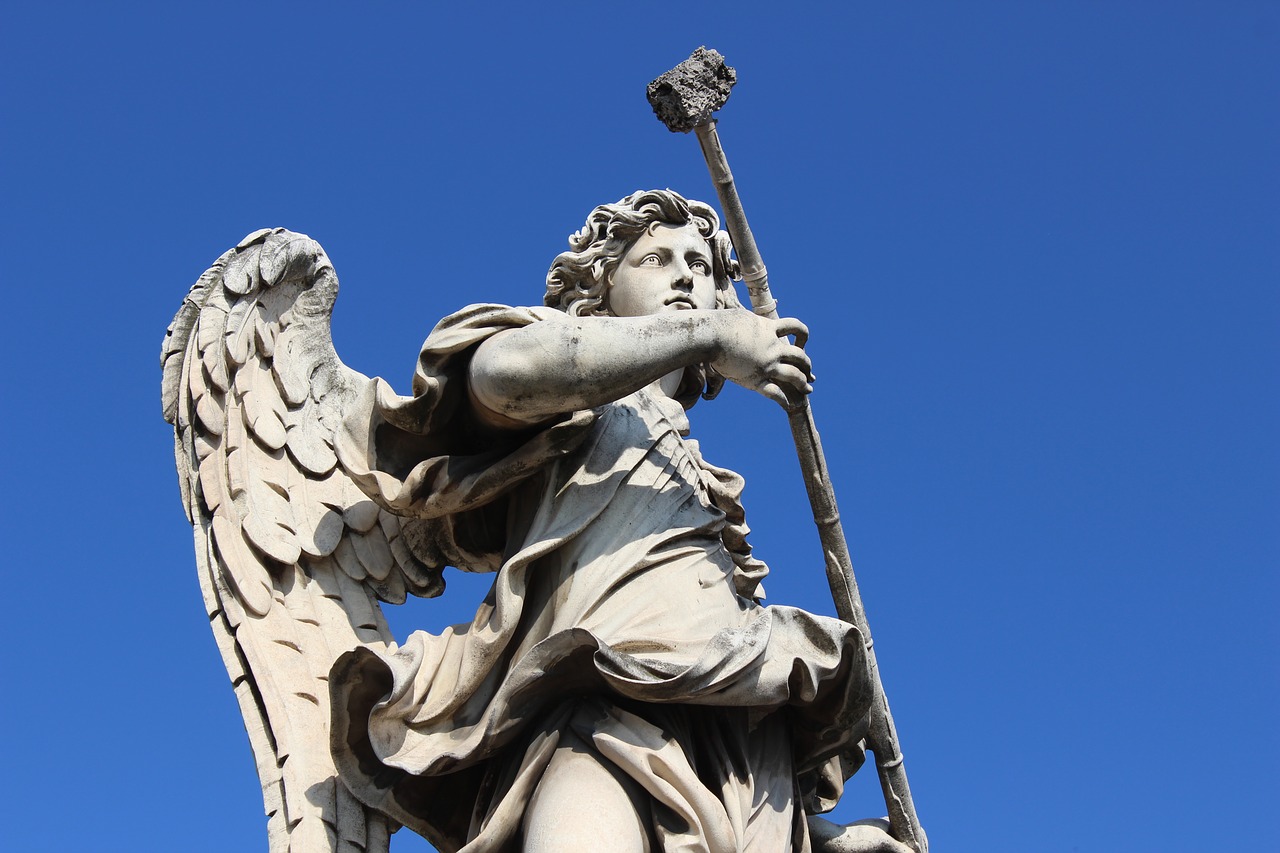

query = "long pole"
[[695, 119, 928, 853]]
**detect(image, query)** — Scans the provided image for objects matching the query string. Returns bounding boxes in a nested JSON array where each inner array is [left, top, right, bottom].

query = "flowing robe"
[[330, 305, 872, 853]]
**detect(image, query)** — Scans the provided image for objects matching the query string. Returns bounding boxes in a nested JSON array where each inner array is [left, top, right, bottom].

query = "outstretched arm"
[[468, 308, 812, 426]]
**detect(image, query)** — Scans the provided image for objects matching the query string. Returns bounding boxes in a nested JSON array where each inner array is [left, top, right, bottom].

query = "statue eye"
[[640, 254, 662, 266], [690, 259, 710, 275]]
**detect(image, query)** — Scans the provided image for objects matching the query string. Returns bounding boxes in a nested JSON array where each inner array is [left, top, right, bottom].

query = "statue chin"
[[808, 816, 916, 853]]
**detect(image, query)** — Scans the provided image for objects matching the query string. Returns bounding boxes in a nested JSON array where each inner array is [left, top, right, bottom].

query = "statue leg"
[[521, 728, 652, 853]]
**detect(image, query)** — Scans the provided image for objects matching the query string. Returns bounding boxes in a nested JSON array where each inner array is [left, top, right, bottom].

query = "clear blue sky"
[[1, 3, 1275, 851]]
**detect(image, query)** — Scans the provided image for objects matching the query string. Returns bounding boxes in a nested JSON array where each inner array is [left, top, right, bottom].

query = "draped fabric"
[[330, 305, 872, 852]]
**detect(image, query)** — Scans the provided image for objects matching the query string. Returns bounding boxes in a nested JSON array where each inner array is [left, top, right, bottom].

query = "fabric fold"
[[330, 305, 872, 852]]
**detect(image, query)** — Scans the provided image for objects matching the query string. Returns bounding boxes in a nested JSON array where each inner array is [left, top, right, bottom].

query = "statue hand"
[[711, 310, 813, 407], [808, 816, 918, 853]]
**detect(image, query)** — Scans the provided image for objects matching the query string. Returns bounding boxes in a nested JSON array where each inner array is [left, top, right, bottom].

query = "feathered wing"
[[161, 229, 443, 853]]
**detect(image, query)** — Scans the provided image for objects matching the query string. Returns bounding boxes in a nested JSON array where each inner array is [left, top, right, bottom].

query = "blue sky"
[[1, 3, 1276, 851]]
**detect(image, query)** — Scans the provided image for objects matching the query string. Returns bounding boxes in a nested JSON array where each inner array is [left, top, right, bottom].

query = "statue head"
[[545, 189, 742, 318], [544, 190, 742, 404]]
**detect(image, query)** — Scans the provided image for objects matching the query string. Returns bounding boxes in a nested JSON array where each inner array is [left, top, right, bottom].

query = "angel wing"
[[161, 229, 443, 853]]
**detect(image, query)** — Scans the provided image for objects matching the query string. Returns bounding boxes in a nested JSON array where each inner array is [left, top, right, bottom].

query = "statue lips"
[[664, 295, 697, 310]]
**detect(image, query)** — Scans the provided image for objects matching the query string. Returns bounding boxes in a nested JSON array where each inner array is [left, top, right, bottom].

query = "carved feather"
[[198, 305, 231, 392], [195, 389, 227, 437], [289, 467, 345, 558], [222, 245, 258, 296], [161, 229, 439, 853], [238, 227, 273, 249], [256, 316, 278, 359], [162, 255, 228, 423], [258, 229, 298, 287], [332, 535, 367, 583], [372, 569, 408, 607], [225, 291, 260, 367], [212, 514, 274, 617], [343, 490, 381, 533], [285, 402, 339, 477], [273, 323, 315, 406], [243, 357, 289, 452]]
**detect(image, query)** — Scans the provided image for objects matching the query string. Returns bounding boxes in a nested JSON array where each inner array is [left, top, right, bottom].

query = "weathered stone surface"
[[161, 229, 438, 853], [647, 46, 737, 133], [165, 198, 908, 853]]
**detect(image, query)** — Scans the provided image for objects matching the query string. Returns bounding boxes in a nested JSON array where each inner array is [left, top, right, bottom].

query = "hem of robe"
[[331, 610, 871, 852]]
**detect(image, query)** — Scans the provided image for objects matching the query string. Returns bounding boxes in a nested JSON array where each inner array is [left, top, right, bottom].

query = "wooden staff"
[[648, 47, 928, 853]]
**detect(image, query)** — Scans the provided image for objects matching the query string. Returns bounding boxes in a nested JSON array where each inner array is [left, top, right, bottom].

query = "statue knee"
[[522, 733, 651, 853]]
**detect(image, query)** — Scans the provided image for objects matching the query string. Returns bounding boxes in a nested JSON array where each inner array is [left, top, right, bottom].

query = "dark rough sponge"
[[647, 46, 737, 133]]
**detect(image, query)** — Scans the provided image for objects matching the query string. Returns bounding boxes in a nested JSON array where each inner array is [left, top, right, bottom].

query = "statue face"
[[607, 223, 717, 318]]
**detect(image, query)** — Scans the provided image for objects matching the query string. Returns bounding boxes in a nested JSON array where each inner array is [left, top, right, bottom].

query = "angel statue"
[[162, 189, 912, 853]]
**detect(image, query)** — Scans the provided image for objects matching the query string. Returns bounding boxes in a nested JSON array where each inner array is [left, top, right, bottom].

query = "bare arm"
[[468, 308, 812, 426]]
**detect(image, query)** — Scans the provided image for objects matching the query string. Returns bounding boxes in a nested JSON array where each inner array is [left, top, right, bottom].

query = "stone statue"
[[162, 190, 912, 852]]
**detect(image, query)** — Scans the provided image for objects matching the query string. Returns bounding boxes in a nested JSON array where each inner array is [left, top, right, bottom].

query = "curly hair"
[[545, 189, 742, 317], [543, 190, 743, 403]]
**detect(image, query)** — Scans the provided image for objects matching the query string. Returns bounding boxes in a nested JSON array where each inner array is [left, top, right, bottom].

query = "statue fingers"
[[758, 381, 791, 408], [771, 363, 813, 396], [778, 345, 813, 379], [774, 316, 809, 349], [808, 816, 916, 853]]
